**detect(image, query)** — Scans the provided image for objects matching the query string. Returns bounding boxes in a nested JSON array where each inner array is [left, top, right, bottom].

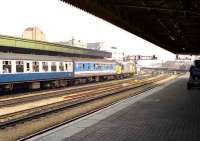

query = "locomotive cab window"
[[42, 62, 48, 72], [32, 61, 39, 72], [3, 61, 12, 73], [16, 61, 24, 72], [51, 62, 57, 72]]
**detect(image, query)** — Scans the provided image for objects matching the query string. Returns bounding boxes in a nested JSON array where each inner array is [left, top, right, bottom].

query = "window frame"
[[51, 62, 57, 72], [2, 60, 12, 74], [42, 61, 49, 72], [59, 62, 64, 72], [32, 61, 39, 72], [16, 60, 24, 73]]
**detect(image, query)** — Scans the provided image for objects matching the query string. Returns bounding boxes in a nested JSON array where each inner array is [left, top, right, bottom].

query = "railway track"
[[0, 74, 179, 141], [21, 85, 159, 141], [0, 74, 168, 126], [0, 73, 154, 107]]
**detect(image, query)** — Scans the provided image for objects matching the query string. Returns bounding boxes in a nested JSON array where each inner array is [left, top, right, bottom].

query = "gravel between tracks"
[[0, 75, 163, 117], [0, 74, 152, 102]]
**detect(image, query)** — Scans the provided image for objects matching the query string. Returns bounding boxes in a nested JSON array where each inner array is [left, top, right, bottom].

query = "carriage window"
[[110, 65, 113, 70], [51, 62, 57, 72], [97, 64, 101, 70], [16, 61, 24, 72], [82, 64, 85, 70], [105, 64, 108, 70], [109, 64, 111, 70], [104, 64, 106, 70], [112, 64, 115, 70], [95, 64, 98, 70], [59, 62, 64, 71], [79, 64, 83, 70], [65, 64, 68, 71], [89, 64, 93, 70], [42, 62, 48, 72], [3, 61, 11, 73], [88, 64, 91, 70], [32, 61, 39, 72]]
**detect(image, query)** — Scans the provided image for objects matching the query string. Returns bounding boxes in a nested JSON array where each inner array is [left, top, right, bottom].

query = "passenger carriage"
[[0, 53, 135, 92], [74, 58, 117, 82], [0, 53, 73, 91]]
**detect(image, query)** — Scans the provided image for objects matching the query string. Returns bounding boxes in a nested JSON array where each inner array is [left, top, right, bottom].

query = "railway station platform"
[[29, 74, 200, 141], [0, 35, 111, 58]]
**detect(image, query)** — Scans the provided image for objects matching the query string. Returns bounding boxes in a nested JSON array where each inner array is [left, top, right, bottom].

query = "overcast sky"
[[0, 0, 175, 61]]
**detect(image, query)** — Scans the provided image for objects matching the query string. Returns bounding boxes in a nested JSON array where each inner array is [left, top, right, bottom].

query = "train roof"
[[0, 53, 72, 62], [73, 58, 117, 63], [0, 53, 117, 63]]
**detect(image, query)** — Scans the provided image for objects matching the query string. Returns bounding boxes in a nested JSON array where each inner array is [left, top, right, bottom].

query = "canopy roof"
[[63, 0, 200, 54]]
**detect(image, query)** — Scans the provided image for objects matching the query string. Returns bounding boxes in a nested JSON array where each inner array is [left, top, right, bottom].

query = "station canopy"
[[63, 0, 200, 55]]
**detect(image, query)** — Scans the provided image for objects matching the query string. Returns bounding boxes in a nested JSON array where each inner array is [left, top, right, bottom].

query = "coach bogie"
[[59, 80, 68, 87], [95, 76, 100, 82], [29, 82, 41, 90], [87, 77, 94, 83], [41, 82, 51, 89], [2, 84, 13, 92]]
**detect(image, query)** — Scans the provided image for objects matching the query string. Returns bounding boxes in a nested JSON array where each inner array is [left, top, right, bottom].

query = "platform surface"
[[30, 75, 200, 141], [60, 75, 200, 141]]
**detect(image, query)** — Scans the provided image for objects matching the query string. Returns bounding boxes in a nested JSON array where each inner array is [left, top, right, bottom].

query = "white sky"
[[0, 0, 175, 61]]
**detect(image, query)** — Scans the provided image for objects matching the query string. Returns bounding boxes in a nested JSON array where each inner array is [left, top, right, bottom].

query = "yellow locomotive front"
[[115, 64, 122, 75]]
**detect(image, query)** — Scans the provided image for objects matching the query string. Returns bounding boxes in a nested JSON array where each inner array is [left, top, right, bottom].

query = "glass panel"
[[88, 63, 91, 70], [32, 61, 39, 72], [51, 62, 57, 72], [42, 62, 48, 72], [16, 61, 24, 73], [3, 61, 11, 73], [82, 64, 85, 70], [59, 62, 64, 71]]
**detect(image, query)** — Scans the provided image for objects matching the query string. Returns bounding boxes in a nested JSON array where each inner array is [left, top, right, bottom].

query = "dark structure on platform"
[[63, 0, 200, 54]]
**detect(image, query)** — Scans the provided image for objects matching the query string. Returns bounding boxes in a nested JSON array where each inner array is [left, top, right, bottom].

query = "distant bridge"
[[141, 67, 189, 72]]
